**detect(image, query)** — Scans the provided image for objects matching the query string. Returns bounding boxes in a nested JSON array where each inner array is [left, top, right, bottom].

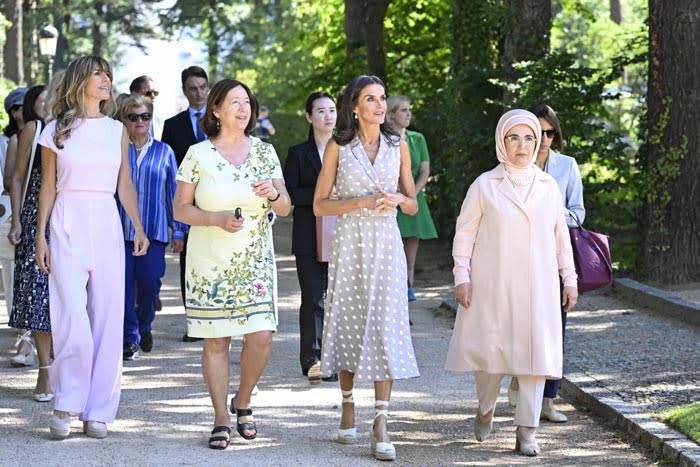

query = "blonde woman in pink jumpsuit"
[[35, 55, 149, 440]]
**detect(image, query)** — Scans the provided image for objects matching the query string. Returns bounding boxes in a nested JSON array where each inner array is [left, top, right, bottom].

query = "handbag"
[[568, 213, 612, 293], [315, 215, 337, 262]]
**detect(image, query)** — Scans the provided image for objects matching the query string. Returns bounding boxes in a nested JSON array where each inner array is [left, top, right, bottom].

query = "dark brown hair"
[[334, 75, 398, 146], [181, 66, 208, 88], [129, 75, 153, 94], [528, 103, 564, 152], [202, 79, 258, 137]]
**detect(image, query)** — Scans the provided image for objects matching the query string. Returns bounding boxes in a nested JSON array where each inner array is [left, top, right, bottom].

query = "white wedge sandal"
[[337, 389, 357, 444], [370, 400, 396, 461]]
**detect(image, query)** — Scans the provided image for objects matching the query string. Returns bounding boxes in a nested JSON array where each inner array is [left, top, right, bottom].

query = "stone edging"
[[560, 371, 700, 467], [613, 278, 700, 327]]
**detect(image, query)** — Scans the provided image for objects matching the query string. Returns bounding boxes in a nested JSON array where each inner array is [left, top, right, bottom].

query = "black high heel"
[[230, 398, 257, 440]]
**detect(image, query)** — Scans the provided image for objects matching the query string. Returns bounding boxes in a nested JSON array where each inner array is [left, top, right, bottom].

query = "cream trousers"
[[475, 372, 545, 427]]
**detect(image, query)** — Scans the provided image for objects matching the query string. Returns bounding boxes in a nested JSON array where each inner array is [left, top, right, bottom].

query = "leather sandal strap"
[[236, 408, 253, 417], [211, 425, 231, 435]]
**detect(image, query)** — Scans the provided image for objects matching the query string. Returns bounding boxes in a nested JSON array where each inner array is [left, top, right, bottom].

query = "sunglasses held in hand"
[[127, 112, 152, 122]]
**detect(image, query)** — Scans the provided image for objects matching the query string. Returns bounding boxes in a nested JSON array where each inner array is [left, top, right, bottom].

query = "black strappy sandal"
[[230, 398, 257, 440], [208, 425, 231, 450]]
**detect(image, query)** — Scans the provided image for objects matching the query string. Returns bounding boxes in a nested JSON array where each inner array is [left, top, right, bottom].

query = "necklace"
[[130, 137, 150, 152], [504, 166, 534, 187]]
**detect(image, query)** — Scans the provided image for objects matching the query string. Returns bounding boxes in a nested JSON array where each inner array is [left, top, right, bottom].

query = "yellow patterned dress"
[[176, 137, 281, 338]]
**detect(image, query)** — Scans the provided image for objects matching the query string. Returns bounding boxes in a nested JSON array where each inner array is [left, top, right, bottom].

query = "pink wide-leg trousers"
[[48, 192, 125, 423]]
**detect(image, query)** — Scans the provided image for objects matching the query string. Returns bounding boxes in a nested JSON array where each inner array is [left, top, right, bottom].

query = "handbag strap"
[[569, 211, 613, 273], [20, 120, 43, 212]]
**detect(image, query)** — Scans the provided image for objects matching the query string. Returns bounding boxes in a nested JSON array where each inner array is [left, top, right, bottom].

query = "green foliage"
[[420, 0, 647, 271], [0, 78, 20, 130], [660, 402, 700, 443], [507, 51, 645, 270], [638, 97, 687, 253]]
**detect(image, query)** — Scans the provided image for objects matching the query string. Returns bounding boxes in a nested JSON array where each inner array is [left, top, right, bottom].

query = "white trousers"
[[475, 372, 546, 427]]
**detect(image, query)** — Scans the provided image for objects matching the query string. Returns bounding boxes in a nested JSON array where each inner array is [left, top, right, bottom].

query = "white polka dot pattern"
[[320, 136, 420, 381]]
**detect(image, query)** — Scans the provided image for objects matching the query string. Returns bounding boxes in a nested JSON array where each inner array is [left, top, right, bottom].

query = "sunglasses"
[[126, 112, 152, 122], [541, 129, 556, 138], [144, 90, 159, 98]]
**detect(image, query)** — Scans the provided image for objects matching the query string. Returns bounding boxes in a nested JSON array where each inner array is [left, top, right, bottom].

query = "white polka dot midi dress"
[[320, 136, 419, 382]]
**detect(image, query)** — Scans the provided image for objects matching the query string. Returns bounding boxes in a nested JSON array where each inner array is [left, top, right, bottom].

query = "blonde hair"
[[385, 95, 410, 128], [50, 55, 115, 149], [42, 69, 66, 123], [118, 95, 153, 122]]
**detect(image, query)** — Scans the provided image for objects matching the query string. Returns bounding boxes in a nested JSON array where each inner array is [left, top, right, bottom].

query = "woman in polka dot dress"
[[313, 75, 420, 461]]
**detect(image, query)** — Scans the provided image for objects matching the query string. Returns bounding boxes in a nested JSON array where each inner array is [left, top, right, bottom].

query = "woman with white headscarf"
[[445, 109, 578, 456]]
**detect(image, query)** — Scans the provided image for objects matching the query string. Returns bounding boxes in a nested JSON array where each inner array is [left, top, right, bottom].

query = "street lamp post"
[[38, 25, 59, 83]]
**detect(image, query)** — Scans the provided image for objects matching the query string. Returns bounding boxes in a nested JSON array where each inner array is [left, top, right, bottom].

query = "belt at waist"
[[340, 208, 396, 218]]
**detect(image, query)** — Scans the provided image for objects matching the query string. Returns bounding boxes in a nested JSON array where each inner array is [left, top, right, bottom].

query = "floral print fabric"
[[176, 137, 281, 338]]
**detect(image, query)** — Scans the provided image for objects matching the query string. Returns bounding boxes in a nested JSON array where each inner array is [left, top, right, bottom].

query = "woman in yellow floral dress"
[[174, 79, 290, 450]]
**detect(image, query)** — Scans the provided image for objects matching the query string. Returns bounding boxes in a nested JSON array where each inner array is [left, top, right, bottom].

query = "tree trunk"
[[206, 0, 220, 81], [52, 0, 68, 71], [344, 0, 390, 81], [27, 0, 38, 84], [4, 0, 23, 84], [610, 0, 623, 24], [502, 0, 550, 71], [640, 1, 700, 283], [92, 1, 105, 57]]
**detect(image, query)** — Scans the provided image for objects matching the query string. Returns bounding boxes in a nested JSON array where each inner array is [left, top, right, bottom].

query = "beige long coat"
[[445, 164, 576, 379]]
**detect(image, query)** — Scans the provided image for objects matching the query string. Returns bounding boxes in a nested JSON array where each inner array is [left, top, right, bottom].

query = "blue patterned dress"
[[9, 121, 50, 332]]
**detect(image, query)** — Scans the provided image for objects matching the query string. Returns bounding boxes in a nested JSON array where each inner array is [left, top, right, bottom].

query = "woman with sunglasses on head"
[[1, 87, 28, 354], [446, 109, 577, 457], [507, 104, 585, 423], [7, 85, 53, 401], [117, 95, 186, 361], [36, 55, 149, 440]]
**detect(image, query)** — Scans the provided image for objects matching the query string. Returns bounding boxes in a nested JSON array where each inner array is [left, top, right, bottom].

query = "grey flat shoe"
[[515, 427, 539, 456], [473, 410, 494, 442]]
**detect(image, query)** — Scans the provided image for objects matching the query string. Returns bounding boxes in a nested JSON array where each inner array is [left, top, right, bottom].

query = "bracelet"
[[267, 190, 281, 202]]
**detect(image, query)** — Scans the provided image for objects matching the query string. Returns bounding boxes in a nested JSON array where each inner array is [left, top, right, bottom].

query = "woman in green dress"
[[174, 79, 291, 450], [387, 96, 438, 302]]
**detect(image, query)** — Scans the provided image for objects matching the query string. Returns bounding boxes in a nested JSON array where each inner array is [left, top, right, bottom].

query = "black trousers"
[[295, 254, 328, 373]]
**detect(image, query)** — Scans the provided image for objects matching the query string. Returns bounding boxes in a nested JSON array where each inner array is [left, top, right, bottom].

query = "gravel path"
[[566, 291, 700, 413], [0, 217, 662, 466]]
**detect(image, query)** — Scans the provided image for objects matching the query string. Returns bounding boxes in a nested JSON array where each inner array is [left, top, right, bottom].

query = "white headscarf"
[[494, 109, 542, 168]]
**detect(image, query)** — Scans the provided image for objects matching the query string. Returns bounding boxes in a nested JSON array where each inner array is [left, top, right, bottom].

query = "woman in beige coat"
[[445, 109, 577, 456]]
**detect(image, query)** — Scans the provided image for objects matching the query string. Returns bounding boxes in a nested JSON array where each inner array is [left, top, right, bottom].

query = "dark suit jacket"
[[162, 110, 197, 165], [283, 140, 323, 256]]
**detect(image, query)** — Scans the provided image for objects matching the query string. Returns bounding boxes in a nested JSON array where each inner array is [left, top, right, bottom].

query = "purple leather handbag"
[[569, 215, 612, 293]]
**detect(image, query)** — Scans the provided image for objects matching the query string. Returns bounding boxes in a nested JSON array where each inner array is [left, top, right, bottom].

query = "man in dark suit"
[[161, 66, 209, 342]]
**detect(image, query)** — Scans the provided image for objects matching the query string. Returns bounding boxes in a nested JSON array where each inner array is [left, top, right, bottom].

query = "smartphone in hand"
[[234, 207, 242, 219]]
